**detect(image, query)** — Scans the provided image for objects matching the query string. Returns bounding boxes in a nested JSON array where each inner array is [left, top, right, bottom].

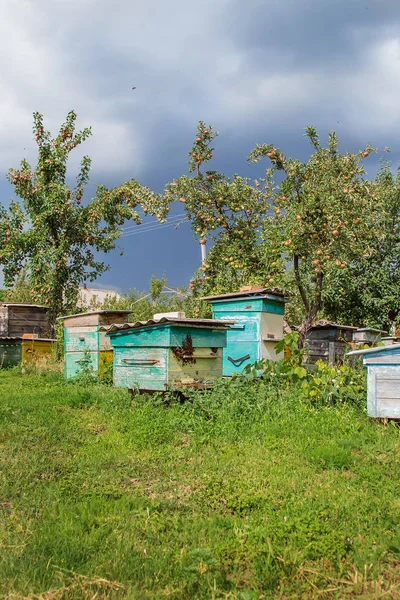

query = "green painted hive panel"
[[211, 299, 265, 313], [212, 298, 284, 315], [108, 326, 171, 348], [213, 315, 260, 342], [0, 340, 22, 368], [113, 347, 168, 390], [65, 351, 100, 379], [222, 341, 260, 376], [108, 324, 228, 350], [64, 327, 100, 352]]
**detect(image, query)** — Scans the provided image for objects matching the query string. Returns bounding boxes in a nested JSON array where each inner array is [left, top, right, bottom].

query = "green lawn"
[[0, 368, 399, 599]]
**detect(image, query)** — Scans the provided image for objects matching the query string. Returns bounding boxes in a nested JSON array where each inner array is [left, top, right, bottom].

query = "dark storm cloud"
[[226, 0, 400, 70], [2, 0, 400, 290]]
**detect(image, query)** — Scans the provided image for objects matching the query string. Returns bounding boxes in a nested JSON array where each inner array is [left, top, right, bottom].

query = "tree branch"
[[294, 254, 309, 312]]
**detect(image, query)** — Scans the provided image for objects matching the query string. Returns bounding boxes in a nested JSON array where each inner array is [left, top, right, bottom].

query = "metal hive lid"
[[347, 343, 400, 356], [309, 319, 358, 331], [354, 327, 388, 334], [0, 303, 48, 309], [103, 317, 235, 333], [57, 309, 132, 321], [201, 287, 288, 302], [0, 336, 56, 342]]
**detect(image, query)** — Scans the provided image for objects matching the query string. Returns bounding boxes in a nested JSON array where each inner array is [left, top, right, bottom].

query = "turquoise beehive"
[[106, 316, 233, 392], [59, 310, 132, 379], [203, 288, 289, 376]]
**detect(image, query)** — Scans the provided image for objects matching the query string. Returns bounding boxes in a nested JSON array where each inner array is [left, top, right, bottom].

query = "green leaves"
[[293, 366, 307, 379], [0, 112, 168, 325], [165, 121, 275, 297]]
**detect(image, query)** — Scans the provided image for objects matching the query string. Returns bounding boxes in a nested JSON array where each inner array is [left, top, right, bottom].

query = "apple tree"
[[249, 127, 379, 345], [321, 160, 400, 332], [164, 122, 275, 298], [0, 111, 168, 327]]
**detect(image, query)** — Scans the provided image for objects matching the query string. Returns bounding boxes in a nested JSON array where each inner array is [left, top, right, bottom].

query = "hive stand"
[[202, 289, 288, 376]]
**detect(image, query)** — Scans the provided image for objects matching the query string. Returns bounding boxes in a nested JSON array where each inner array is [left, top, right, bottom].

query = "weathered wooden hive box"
[[347, 345, 400, 418], [202, 288, 288, 376], [106, 316, 232, 391], [60, 310, 132, 379], [0, 303, 50, 338], [305, 321, 357, 366], [352, 328, 387, 344], [381, 336, 400, 346], [0, 336, 56, 368]]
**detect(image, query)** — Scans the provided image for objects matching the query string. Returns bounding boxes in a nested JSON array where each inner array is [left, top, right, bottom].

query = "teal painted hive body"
[[347, 344, 400, 418], [59, 310, 131, 379], [203, 289, 289, 376], [106, 317, 232, 391]]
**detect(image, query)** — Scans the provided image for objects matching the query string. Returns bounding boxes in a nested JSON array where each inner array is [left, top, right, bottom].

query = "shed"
[[106, 317, 233, 391], [202, 288, 288, 376], [59, 310, 132, 379], [0, 303, 50, 338], [352, 328, 387, 344], [347, 344, 400, 418], [305, 320, 357, 365], [0, 337, 56, 368]]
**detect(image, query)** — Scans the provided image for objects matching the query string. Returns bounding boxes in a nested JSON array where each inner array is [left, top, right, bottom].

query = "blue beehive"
[[106, 316, 233, 391], [59, 310, 132, 379], [347, 344, 400, 418], [203, 288, 289, 376]]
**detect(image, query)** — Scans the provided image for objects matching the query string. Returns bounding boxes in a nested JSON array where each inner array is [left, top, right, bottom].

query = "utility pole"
[[200, 238, 207, 265]]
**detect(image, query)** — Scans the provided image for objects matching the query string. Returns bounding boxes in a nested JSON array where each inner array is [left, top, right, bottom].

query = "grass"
[[0, 367, 399, 599]]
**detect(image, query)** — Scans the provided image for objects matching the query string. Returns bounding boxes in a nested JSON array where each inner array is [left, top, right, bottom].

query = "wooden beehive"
[[352, 328, 387, 344], [202, 289, 288, 376], [59, 310, 132, 379], [0, 337, 56, 368], [347, 345, 400, 418], [305, 321, 357, 366], [381, 337, 400, 345], [0, 303, 50, 338], [106, 317, 232, 391]]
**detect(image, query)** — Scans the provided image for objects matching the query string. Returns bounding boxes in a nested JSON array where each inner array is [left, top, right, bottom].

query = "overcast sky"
[[1, 0, 400, 293]]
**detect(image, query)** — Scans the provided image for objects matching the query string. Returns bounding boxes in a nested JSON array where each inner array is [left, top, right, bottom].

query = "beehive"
[[60, 310, 132, 379], [347, 345, 400, 418], [352, 328, 387, 344], [0, 337, 56, 368], [0, 303, 50, 338], [305, 321, 357, 366], [202, 288, 288, 376], [106, 317, 232, 391]]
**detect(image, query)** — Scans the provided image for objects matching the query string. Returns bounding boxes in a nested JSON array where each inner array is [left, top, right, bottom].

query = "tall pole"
[[200, 239, 207, 265]]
